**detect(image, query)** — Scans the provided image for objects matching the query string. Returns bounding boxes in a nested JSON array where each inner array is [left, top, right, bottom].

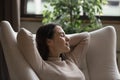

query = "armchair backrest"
[[0, 20, 120, 80], [0, 21, 39, 80], [87, 26, 120, 80]]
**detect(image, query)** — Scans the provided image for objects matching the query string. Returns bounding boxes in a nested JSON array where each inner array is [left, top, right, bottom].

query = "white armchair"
[[86, 25, 120, 80], [0, 21, 120, 80]]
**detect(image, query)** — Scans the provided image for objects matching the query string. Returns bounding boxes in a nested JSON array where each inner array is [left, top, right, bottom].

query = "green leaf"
[[42, 0, 107, 33]]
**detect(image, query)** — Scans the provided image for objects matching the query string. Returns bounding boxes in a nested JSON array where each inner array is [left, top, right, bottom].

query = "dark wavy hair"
[[36, 23, 57, 60]]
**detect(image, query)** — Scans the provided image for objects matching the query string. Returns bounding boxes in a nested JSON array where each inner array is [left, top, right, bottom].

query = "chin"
[[65, 48, 70, 53]]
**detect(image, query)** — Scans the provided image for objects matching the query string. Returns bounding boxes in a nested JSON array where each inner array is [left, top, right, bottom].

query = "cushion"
[[17, 28, 42, 78]]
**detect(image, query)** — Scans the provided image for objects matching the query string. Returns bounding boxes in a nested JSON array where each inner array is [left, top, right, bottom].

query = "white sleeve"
[[17, 28, 44, 78], [67, 32, 90, 67]]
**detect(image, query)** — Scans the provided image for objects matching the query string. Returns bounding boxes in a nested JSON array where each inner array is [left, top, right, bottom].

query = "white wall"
[[21, 21, 42, 34]]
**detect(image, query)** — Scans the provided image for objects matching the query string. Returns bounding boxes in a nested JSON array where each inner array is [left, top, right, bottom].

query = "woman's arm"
[[67, 32, 90, 67], [68, 32, 90, 49], [17, 28, 44, 78]]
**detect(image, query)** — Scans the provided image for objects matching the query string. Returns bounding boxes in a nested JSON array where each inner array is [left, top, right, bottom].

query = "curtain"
[[0, 0, 20, 80], [0, 0, 20, 31]]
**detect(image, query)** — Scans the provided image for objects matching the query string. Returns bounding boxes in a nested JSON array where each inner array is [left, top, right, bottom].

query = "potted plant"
[[42, 0, 107, 34]]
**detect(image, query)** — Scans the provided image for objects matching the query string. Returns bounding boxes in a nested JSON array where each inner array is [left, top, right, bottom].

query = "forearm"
[[67, 32, 90, 67], [69, 32, 90, 48]]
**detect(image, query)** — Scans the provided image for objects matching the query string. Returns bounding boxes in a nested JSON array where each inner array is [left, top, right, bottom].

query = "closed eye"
[[60, 33, 65, 37], [60, 32, 66, 37]]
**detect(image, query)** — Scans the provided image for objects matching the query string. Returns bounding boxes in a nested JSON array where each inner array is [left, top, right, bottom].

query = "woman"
[[36, 23, 90, 80]]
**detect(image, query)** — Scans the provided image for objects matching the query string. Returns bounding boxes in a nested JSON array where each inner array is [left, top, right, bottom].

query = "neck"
[[49, 47, 61, 58], [49, 52, 60, 58]]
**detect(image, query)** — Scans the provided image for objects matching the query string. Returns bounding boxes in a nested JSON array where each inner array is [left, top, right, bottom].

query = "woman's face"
[[47, 25, 70, 56]]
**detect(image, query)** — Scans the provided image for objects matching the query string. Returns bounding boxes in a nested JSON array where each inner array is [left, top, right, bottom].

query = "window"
[[21, 0, 120, 21], [21, 0, 49, 17], [102, 0, 120, 16], [26, 0, 43, 15]]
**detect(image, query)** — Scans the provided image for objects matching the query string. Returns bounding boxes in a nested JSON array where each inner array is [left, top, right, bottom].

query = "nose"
[[65, 36, 70, 42]]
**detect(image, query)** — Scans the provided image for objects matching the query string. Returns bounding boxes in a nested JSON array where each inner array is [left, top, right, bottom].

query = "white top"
[[39, 57, 85, 80], [38, 32, 90, 80], [18, 31, 90, 80]]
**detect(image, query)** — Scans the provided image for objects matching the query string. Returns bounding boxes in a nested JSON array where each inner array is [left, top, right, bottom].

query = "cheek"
[[56, 40, 64, 46], [55, 39, 70, 53], [55, 38, 65, 47]]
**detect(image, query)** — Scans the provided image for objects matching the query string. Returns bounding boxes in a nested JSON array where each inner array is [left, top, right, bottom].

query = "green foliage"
[[42, 0, 107, 34]]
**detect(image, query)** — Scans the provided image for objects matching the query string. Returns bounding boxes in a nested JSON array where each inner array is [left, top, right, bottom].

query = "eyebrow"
[[58, 31, 65, 34]]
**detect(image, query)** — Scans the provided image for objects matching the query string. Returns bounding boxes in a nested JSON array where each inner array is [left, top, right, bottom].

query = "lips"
[[65, 42, 69, 47]]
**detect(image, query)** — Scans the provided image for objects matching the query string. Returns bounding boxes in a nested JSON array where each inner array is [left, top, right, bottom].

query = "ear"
[[47, 39, 53, 46]]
